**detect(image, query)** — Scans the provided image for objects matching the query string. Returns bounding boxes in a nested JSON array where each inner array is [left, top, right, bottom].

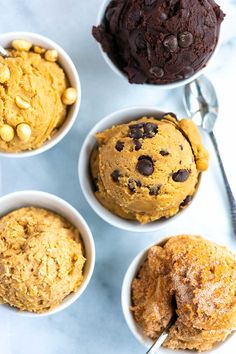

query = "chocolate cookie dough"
[[90, 114, 209, 224], [0, 40, 77, 152], [131, 235, 236, 351], [92, 0, 224, 84], [0, 207, 86, 313]]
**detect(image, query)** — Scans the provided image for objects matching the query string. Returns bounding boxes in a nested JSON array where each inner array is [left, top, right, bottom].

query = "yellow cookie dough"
[[131, 235, 236, 351], [0, 207, 86, 313], [0, 49, 68, 152], [90, 115, 209, 224]]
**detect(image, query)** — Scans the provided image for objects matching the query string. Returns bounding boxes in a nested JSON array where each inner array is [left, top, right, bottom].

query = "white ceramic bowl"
[[78, 106, 201, 232], [0, 190, 95, 317], [0, 31, 81, 158], [95, 0, 221, 89], [121, 235, 236, 353]]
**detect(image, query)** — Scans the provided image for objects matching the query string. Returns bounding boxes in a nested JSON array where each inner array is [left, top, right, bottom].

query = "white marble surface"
[[0, 0, 236, 353]]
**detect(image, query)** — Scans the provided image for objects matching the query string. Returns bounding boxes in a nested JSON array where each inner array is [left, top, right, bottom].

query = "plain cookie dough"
[[90, 114, 209, 224], [0, 49, 68, 152], [131, 235, 236, 351], [0, 207, 86, 313]]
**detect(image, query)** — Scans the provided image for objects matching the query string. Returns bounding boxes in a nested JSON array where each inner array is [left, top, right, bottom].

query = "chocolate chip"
[[149, 184, 161, 196], [149, 66, 164, 78], [160, 12, 168, 20], [131, 9, 143, 26], [134, 139, 142, 151], [128, 178, 142, 193], [179, 144, 183, 150], [160, 150, 169, 156], [129, 122, 158, 140], [129, 123, 144, 129], [179, 66, 194, 79], [128, 123, 143, 139], [172, 169, 190, 182], [162, 112, 177, 120], [180, 195, 193, 207], [137, 156, 154, 176], [143, 122, 158, 138], [129, 129, 143, 139], [135, 33, 146, 50], [163, 35, 178, 52], [178, 32, 194, 48], [111, 170, 121, 182], [115, 140, 124, 152]]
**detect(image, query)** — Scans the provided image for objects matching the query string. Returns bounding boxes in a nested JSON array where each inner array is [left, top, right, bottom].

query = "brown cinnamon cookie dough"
[[90, 114, 209, 224], [0, 207, 86, 313], [131, 235, 236, 351]]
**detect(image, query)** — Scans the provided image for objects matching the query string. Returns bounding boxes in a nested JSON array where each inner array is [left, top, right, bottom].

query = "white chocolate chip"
[[62, 87, 77, 105], [33, 45, 46, 54], [12, 39, 32, 51], [16, 123, 32, 141], [15, 96, 31, 109], [0, 64, 10, 83], [0, 124, 15, 142], [44, 49, 58, 62]]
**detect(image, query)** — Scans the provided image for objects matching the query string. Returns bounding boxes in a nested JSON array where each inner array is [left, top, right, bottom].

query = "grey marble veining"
[[0, 1, 236, 353]]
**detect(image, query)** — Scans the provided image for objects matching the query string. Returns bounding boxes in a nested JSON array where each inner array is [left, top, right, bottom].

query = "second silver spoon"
[[184, 75, 236, 236]]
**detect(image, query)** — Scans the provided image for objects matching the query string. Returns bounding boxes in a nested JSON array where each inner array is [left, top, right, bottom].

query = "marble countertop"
[[0, 0, 236, 353]]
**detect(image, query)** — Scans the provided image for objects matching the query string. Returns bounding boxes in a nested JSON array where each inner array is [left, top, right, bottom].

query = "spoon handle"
[[145, 314, 177, 354], [209, 131, 236, 236], [145, 332, 168, 354]]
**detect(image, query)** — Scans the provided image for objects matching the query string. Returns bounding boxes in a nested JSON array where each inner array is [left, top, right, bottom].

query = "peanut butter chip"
[[61, 87, 77, 105], [15, 96, 31, 109], [33, 45, 46, 54], [12, 39, 32, 51], [0, 64, 10, 83], [16, 123, 32, 141], [44, 49, 58, 62], [0, 124, 15, 142]]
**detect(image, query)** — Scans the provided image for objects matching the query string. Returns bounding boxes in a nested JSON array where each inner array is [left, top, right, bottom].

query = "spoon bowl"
[[184, 75, 236, 236], [184, 76, 218, 132]]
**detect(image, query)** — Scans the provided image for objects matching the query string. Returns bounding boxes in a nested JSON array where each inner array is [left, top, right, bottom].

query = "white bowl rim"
[[121, 234, 236, 351], [78, 105, 201, 233], [0, 31, 81, 158], [94, 0, 222, 89], [0, 190, 95, 317]]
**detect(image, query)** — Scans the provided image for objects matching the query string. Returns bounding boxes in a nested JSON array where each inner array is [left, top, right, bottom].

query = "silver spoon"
[[184, 75, 236, 236], [145, 314, 177, 354], [0, 45, 9, 58]]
